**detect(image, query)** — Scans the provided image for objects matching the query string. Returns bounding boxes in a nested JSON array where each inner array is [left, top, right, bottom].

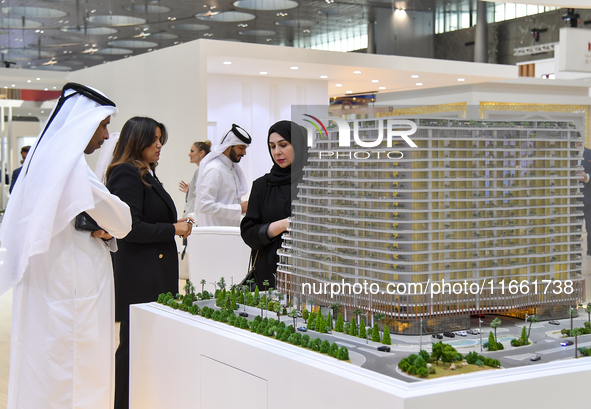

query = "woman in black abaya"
[[240, 120, 308, 289]]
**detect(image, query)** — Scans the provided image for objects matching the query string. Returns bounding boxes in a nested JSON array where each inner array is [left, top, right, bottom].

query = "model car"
[[560, 340, 574, 346], [530, 354, 541, 361], [549, 320, 560, 325], [377, 346, 391, 352], [432, 333, 443, 339], [455, 331, 467, 337], [443, 332, 455, 338], [466, 329, 476, 335], [297, 326, 307, 332], [239, 312, 249, 317]]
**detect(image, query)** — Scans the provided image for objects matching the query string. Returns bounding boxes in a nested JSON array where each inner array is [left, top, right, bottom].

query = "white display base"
[[130, 303, 591, 409]]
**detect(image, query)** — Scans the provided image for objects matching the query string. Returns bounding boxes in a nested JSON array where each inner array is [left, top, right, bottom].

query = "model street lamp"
[[479, 319, 483, 352]]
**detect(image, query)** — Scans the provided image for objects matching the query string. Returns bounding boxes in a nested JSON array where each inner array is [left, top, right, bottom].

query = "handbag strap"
[[249, 250, 259, 272]]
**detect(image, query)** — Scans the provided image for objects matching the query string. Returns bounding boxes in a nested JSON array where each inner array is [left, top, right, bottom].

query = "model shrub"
[[417, 367, 429, 378], [496, 342, 504, 350], [212, 310, 221, 321], [343, 322, 351, 334], [327, 312, 333, 330], [275, 328, 284, 340], [406, 354, 418, 366], [301, 334, 310, 348], [302, 309, 309, 323], [520, 326, 528, 344], [335, 313, 344, 332], [466, 351, 478, 364], [291, 333, 302, 346], [414, 356, 427, 369], [320, 340, 330, 353], [475, 359, 484, 367], [349, 320, 358, 336], [428, 367, 436, 374], [398, 358, 409, 371], [407, 366, 417, 375], [240, 318, 249, 329], [359, 319, 367, 339], [382, 325, 391, 345], [337, 346, 349, 360], [280, 330, 290, 342], [419, 350, 430, 362], [329, 342, 339, 357], [511, 338, 524, 347], [311, 338, 322, 351]]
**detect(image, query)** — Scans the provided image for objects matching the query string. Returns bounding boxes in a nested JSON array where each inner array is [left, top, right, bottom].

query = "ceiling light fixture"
[[457, 78, 466, 82], [27, 80, 31, 83], [353, 70, 361, 74], [371, 79, 379, 83], [223, 61, 232, 65], [36, 77, 40, 80], [379, 86, 386, 90], [416, 82, 423, 86], [335, 83, 342, 87], [411, 74, 419, 78], [260, 71, 268, 75], [320, 75, 327, 79], [346, 90, 352, 94], [290, 66, 299, 70]]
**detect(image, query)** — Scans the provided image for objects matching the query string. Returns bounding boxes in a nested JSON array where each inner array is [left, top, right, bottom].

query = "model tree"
[[353, 309, 362, 326], [335, 313, 344, 332], [526, 314, 538, 340], [288, 309, 298, 328], [586, 303, 591, 324], [572, 327, 582, 358], [330, 303, 341, 320], [520, 326, 528, 345], [200, 279, 206, 295], [262, 279, 270, 294], [569, 307, 577, 332], [274, 303, 282, 322], [372, 323, 380, 342], [302, 308, 309, 323], [359, 318, 367, 339], [315, 312, 325, 333], [382, 325, 391, 345], [374, 313, 386, 331], [349, 319, 358, 336], [254, 285, 260, 299], [326, 311, 333, 330], [490, 317, 501, 343], [487, 331, 497, 351]]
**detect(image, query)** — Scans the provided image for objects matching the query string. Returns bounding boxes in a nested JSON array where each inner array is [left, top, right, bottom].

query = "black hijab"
[[266, 120, 309, 198]]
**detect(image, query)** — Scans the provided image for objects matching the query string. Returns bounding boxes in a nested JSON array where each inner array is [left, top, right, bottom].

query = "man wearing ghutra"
[[196, 124, 252, 226], [0, 83, 132, 409]]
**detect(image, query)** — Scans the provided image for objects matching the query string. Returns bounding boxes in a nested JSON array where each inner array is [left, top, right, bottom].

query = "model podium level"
[[277, 117, 586, 335]]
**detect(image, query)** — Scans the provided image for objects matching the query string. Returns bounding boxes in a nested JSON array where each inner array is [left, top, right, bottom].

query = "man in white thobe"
[[0, 83, 132, 409], [196, 124, 251, 226]]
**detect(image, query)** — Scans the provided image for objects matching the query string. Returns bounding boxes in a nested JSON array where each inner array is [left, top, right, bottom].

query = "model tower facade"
[[277, 117, 586, 334]]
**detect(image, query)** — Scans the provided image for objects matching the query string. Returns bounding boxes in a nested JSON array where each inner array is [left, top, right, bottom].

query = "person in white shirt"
[[0, 83, 132, 409], [196, 124, 251, 226]]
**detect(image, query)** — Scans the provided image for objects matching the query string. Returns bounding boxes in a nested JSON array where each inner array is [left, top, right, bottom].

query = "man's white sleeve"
[[196, 166, 241, 221]]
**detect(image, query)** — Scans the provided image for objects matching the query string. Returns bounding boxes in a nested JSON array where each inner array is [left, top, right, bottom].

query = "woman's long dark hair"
[[106, 116, 168, 185]]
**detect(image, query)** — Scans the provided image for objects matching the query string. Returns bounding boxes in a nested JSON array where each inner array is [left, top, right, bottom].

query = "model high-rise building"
[[277, 117, 586, 334]]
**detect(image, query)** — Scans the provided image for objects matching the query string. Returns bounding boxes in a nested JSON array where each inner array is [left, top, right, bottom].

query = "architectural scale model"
[[277, 117, 586, 334]]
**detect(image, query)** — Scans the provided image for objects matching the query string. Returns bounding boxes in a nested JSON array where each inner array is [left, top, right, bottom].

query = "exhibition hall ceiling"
[[0, 0, 584, 72]]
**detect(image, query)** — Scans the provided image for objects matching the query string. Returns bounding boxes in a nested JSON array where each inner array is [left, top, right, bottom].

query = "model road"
[[199, 299, 591, 381]]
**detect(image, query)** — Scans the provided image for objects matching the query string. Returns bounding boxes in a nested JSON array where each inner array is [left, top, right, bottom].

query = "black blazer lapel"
[[146, 172, 177, 221]]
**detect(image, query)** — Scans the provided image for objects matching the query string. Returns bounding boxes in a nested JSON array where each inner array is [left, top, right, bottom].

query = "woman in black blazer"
[[106, 116, 192, 409]]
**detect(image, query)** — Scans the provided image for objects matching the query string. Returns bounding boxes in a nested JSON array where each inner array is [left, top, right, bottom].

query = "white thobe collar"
[[218, 153, 234, 170]]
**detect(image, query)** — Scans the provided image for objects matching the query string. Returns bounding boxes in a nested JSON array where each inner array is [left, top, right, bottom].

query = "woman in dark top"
[[241, 120, 308, 289], [106, 116, 192, 409]]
